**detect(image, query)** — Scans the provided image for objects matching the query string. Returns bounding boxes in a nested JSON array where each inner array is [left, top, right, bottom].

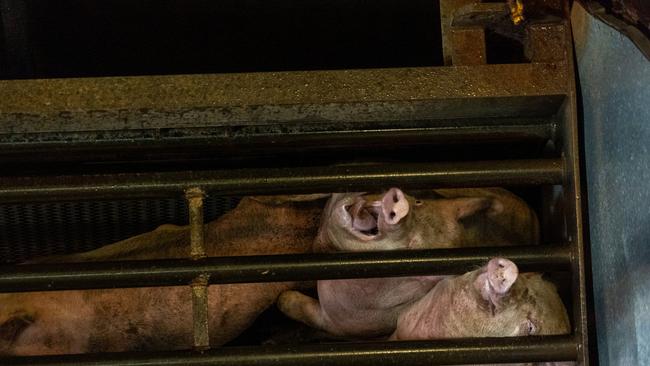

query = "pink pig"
[[391, 258, 572, 366], [278, 188, 539, 337]]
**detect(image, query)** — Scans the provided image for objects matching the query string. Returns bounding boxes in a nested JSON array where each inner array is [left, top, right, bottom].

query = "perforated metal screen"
[[0, 197, 240, 264]]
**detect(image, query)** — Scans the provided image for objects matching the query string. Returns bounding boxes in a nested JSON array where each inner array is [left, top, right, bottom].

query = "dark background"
[[0, 0, 442, 79]]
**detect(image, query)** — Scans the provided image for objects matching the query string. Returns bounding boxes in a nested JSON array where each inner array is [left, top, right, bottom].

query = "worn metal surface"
[[191, 275, 210, 350], [186, 188, 207, 260], [440, 0, 498, 65], [0, 119, 556, 166], [579, 0, 650, 60], [552, 16, 590, 366], [0, 245, 570, 292], [0, 159, 564, 203], [573, 3, 650, 365], [0, 64, 567, 132], [185, 188, 210, 349], [525, 21, 566, 63], [0, 335, 577, 366], [450, 26, 487, 65]]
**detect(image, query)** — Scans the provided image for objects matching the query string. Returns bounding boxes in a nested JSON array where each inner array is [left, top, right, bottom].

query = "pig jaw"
[[318, 189, 415, 252]]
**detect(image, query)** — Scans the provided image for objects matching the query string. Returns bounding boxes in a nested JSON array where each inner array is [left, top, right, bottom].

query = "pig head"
[[391, 258, 572, 366], [278, 188, 539, 338], [315, 187, 538, 253], [0, 195, 325, 356], [391, 258, 570, 340]]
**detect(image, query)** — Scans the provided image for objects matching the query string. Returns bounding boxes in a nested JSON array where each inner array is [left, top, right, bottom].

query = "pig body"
[[278, 188, 539, 337], [0, 196, 325, 355]]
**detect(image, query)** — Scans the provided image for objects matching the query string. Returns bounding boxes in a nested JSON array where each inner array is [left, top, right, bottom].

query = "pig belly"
[[317, 276, 443, 336], [1, 282, 297, 356]]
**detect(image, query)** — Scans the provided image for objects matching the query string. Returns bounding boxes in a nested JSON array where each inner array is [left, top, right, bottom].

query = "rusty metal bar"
[[191, 275, 210, 350], [185, 188, 210, 350], [186, 188, 207, 260], [0, 335, 577, 365], [0, 245, 571, 292], [0, 159, 563, 203]]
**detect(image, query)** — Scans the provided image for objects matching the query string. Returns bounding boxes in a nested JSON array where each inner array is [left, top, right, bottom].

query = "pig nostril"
[[393, 194, 399, 203], [415, 200, 423, 206], [390, 211, 396, 219], [499, 263, 504, 268]]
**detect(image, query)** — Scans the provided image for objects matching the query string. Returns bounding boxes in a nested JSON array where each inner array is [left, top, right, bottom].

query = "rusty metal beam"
[[0, 64, 568, 133], [186, 188, 210, 350], [0, 335, 577, 366]]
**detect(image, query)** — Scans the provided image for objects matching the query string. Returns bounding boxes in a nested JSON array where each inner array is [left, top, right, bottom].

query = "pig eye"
[[415, 200, 423, 206], [523, 319, 537, 335]]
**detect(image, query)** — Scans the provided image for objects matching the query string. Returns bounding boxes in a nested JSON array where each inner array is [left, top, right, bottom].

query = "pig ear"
[[475, 258, 519, 304], [445, 197, 503, 221]]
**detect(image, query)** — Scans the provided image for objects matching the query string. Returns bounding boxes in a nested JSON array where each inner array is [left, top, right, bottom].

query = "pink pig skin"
[[278, 188, 540, 338], [390, 258, 572, 366], [0, 196, 325, 356]]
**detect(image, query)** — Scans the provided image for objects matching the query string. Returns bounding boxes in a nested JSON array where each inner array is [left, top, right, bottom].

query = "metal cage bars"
[[0, 157, 580, 365]]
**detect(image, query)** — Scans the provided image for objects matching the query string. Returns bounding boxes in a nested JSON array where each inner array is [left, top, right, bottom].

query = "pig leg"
[[277, 291, 328, 332]]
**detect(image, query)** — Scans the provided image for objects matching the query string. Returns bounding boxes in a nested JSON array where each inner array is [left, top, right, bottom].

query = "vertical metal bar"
[[191, 275, 210, 351], [560, 19, 590, 365], [187, 188, 207, 260], [186, 188, 210, 351]]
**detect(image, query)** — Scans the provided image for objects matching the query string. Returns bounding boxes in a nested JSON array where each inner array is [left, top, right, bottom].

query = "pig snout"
[[380, 188, 409, 227], [483, 258, 518, 298]]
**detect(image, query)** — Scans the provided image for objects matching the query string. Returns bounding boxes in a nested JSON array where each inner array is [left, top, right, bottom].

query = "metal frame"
[[0, 5, 589, 366]]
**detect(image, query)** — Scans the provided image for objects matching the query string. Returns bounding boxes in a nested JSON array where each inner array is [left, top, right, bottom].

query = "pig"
[[390, 257, 572, 366], [0, 195, 327, 356], [278, 188, 539, 337], [391, 258, 570, 340]]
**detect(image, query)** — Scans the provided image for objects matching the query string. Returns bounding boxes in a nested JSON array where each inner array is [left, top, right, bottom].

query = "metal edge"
[[1, 335, 578, 366], [563, 16, 591, 365], [577, 0, 650, 61]]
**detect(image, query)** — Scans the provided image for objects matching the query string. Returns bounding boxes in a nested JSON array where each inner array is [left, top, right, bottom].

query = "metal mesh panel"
[[0, 196, 240, 264]]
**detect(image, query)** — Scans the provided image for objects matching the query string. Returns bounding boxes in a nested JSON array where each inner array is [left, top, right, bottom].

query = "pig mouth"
[[343, 199, 382, 239]]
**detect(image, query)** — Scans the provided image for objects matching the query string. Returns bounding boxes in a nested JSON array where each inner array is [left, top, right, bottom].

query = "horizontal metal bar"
[[0, 64, 567, 133], [1, 335, 577, 366], [0, 245, 571, 292], [0, 122, 555, 164], [0, 159, 563, 203]]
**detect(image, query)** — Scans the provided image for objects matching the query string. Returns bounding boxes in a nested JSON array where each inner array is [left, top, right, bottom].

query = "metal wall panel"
[[573, 3, 650, 365]]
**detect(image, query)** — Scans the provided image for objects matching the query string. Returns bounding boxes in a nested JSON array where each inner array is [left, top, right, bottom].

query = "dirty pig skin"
[[0, 188, 535, 355], [278, 188, 539, 337], [0, 195, 325, 356], [391, 257, 573, 366]]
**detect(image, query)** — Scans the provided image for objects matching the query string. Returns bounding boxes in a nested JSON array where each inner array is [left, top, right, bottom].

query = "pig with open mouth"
[[278, 188, 540, 337]]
